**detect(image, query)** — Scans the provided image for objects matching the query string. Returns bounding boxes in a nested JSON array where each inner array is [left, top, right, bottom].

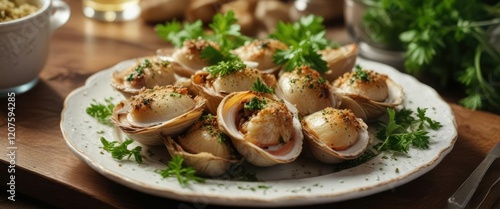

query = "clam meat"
[[232, 39, 288, 74]]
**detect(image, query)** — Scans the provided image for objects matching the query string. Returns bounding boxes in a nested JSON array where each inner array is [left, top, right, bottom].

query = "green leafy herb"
[[206, 60, 246, 76], [361, 0, 500, 112], [244, 97, 267, 110], [375, 108, 442, 153], [155, 20, 204, 47], [200, 45, 240, 65], [157, 155, 205, 186], [269, 15, 332, 50], [273, 41, 328, 73], [208, 10, 249, 51], [251, 79, 274, 94], [351, 65, 370, 83], [101, 137, 143, 163], [86, 97, 115, 126]]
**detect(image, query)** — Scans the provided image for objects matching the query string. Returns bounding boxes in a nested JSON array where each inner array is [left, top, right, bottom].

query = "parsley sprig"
[[157, 155, 205, 186], [155, 11, 247, 65], [269, 15, 332, 73], [351, 65, 370, 83], [361, 0, 500, 112], [101, 137, 143, 163], [251, 79, 274, 94], [86, 97, 115, 126], [375, 108, 442, 153]]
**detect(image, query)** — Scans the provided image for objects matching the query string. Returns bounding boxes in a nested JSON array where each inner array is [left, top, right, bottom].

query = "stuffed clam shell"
[[302, 108, 369, 163], [217, 91, 303, 166], [164, 114, 240, 176], [112, 86, 206, 145], [157, 39, 220, 78], [111, 58, 177, 98], [275, 65, 341, 116], [191, 61, 276, 114], [232, 39, 288, 74], [333, 67, 403, 121]]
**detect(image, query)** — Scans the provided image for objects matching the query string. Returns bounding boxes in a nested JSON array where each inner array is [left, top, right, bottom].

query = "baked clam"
[[157, 39, 220, 78], [232, 39, 288, 74], [164, 114, 240, 176], [111, 86, 206, 145], [333, 66, 403, 121], [302, 108, 369, 163], [275, 65, 341, 116], [319, 44, 358, 81], [191, 60, 276, 114], [217, 91, 303, 166], [111, 58, 177, 97]]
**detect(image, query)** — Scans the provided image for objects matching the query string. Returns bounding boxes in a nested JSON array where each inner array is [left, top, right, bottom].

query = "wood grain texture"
[[1, 1, 499, 208]]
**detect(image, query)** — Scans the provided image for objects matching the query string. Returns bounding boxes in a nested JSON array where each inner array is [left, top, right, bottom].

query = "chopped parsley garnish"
[[351, 65, 370, 83], [157, 155, 205, 186], [169, 92, 182, 98], [218, 132, 227, 144], [142, 98, 152, 105], [206, 60, 246, 76], [126, 59, 151, 81], [375, 108, 442, 153], [251, 79, 274, 94], [101, 137, 143, 163], [86, 97, 115, 126], [244, 97, 267, 110]]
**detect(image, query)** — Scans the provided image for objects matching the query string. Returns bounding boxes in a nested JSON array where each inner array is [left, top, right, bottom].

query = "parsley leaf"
[[269, 14, 331, 51], [251, 79, 274, 94], [86, 97, 115, 126], [361, 1, 500, 112], [157, 155, 205, 186], [351, 65, 370, 82], [273, 40, 328, 73], [206, 60, 246, 76], [244, 97, 267, 110], [375, 108, 442, 153], [155, 20, 204, 47], [208, 10, 249, 50], [101, 137, 143, 163]]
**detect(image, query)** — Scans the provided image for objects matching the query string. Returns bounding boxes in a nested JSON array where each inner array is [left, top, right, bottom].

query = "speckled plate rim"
[[60, 57, 458, 207]]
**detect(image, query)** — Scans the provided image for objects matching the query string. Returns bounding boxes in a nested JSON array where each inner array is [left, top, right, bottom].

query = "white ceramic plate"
[[61, 57, 457, 207]]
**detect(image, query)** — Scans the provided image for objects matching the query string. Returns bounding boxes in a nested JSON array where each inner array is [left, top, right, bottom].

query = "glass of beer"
[[83, 0, 141, 22]]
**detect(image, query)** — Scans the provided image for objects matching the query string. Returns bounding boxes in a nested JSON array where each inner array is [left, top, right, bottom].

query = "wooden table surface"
[[1, 1, 499, 208]]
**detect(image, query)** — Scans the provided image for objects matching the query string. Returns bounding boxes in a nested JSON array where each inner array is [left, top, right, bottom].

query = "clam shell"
[[217, 91, 303, 166], [191, 70, 277, 114], [111, 87, 206, 145], [110, 57, 177, 98], [320, 44, 358, 81], [302, 108, 369, 164], [339, 78, 404, 121], [164, 136, 240, 177]]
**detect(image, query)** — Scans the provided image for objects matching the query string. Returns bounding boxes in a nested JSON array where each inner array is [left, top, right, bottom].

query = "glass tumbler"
[[83, 0, 141, 22]]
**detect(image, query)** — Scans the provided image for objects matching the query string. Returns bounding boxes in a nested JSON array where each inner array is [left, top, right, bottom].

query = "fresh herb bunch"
[[375, 108, 442, 153], [155, 11, 248, 65], [270, 15, 335, 73], [86, 97, 115, 126], [101, 137, 143, 163], [157, 155, 205, 186], [361, 0, 500, 111]]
